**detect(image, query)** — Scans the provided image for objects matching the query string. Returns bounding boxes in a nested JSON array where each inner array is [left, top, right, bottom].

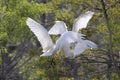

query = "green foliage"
[[108, 4, 120, 51], [0, 0, 120, 80]]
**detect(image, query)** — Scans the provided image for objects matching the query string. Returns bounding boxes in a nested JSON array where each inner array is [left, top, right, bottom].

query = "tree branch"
[[101, 0, 120, 78]]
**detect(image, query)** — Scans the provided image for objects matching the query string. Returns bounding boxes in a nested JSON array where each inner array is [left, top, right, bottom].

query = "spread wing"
[[48, 21, 67, 35], [72, 11, 94, 32], [26, 17, 53, 52]]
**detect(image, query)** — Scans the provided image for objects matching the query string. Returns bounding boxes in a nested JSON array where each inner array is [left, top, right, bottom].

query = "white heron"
[[26, 11, 97, 58], [47, 11, 97, 58]]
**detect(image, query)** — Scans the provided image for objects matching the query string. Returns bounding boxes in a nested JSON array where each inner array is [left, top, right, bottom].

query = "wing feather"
[[26, 17, 53, 52], [72, 11, 94, 32], [48, 21, 67, 35]]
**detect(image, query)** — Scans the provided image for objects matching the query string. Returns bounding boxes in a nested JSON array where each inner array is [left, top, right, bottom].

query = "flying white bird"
[[26, 18, 85, 57], [26, 11, 97, 58], [47, 11, 96, 58]]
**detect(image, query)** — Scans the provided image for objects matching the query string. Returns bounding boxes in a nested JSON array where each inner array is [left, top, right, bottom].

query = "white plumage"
[[72, 40, 97, 58], [48, 21, 67, 35], [72, 11, 94, 32], [26, 18, 53, 52], [48, 11, 94, 35], [26, 11, 97, 58]]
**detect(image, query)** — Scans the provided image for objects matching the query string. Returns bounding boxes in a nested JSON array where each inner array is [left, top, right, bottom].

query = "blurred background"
[[0, 0, 120, 80]]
